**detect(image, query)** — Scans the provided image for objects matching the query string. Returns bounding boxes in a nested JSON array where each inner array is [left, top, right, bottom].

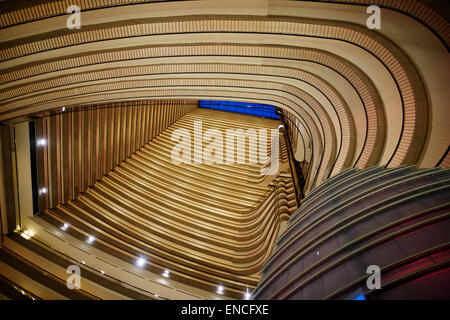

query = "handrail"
[[199, 102, 306, 203], [201, 103, 310, 202], [276, 109, 307, 204], [275, 109, 315, 190]]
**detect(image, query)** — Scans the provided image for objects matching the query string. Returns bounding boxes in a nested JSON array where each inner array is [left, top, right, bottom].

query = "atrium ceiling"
[[0, 0, 449, 191]]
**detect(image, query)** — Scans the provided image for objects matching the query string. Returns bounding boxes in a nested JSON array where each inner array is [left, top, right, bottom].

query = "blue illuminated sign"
[[199, 100, 279, 119]]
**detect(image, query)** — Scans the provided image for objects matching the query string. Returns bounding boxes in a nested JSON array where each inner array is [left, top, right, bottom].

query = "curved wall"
[[0, 0, 448, 193]]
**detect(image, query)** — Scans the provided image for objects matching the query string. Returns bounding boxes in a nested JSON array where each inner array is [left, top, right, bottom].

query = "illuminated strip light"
[[244, 288, 252, 300], [216, 285, 224, 295], [136, 257, 146, 267], [20, 229, 35, 240]]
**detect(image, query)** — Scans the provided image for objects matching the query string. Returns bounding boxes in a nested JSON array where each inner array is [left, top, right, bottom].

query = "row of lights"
[[35, 106, 65, 194], [60, 222, 252, 299], [14, 285, 37, 300], [60, 223, 96, 246], [78, 259, 105, 275], [216, 284, 252, 299], [133, 256, 252, 299], [135, 257, 169, 278], [17, 226, 110, 291], [36, 138, 47, 195], [19, 229, 35, 240], [59, 223, 107, 275], [134, 257, 164, 298]]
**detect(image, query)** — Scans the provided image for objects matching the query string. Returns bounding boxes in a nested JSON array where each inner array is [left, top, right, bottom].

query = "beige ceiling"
[[0, 0, 448, 189]]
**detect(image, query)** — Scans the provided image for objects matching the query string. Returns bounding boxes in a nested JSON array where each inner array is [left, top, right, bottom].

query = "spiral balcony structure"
[[0, 0, 448, 300]]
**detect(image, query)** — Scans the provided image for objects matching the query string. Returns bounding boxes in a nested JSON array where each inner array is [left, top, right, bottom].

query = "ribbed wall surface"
[[1, 0, 447, 49], [254, 166, 450, 299], [1, 11, 444, 177], [39, 108, 298, 298], [0, 0, 448, 301], [34, 99, 196, 210]]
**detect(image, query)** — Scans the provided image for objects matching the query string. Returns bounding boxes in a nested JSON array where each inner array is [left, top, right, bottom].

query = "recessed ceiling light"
[[217, 285, 224, 294], [37, 138, 47, 146], [244, 289, 252, 300], [39, 187, 47, 194], [20, 229, 34, 240], [136, 257, 146, 267], [162, 269, 170, 278], [86, 235, 95, 244], [21, 233, 30, 240], [61, 223, 69, 231]]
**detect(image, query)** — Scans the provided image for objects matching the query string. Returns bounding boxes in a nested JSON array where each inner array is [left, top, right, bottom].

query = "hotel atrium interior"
[[0, 0, 448, 301]]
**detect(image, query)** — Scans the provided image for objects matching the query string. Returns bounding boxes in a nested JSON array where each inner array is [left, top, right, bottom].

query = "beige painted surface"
[[4, 238, 132, 300], [0, 260, 67, 300], [22, 197, 233, 300], [270, 0, 449, 167], [14, 123, 34, 223], [0, 0, 447, 168]]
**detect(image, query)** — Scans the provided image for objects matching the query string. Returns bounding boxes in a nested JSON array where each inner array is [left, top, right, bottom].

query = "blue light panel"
[[353, 293, 367, 300], [345, 288, 367, 300], [199, 100, 279, 120]]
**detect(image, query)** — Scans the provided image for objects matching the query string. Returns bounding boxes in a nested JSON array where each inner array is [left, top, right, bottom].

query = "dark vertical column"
[[0, 125, 16, 234], [150, 104, 155, 141], [91, 107, 98, 185], [48, 115, 58, 208], [108, 105, 115, 172], [140, 102, 146, 147], [157, 104, 162, 136], [28, 121, 38, 215], [114, 105, 121, 167], [99, 107, 107, 177], [120, 104, 127, 163], [125, 104, 131, 158], [34, 119, 47, 212], [162, 102, 168, 131], [169, 101, 174, 125], [144, 102, 150, 144], [72, 110, 81, 198], [131, 102, 137, 154], [82, 109, 89, 192], [136, 102, 143, 150], [61, 112, 71, 203]]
